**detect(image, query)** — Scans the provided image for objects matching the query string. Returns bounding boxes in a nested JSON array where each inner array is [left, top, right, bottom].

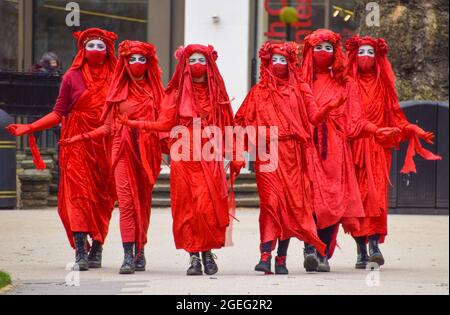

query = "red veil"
[[345, 35, 441, 173], [29, 28, 118, 170], [301, 29, 347, 86], [105, 40, 164, 109], [168, 44, 234, 130]]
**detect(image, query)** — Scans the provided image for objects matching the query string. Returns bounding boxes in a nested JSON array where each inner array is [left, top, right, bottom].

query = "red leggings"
[[114, 157, 136, 243]]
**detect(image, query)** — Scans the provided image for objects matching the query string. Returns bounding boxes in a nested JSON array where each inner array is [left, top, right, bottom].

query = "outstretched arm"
[[120, 92, 178, 132], [6, 111, 62, 136]]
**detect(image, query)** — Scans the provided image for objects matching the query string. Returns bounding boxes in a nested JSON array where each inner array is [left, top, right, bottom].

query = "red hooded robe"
[[345, 36, 442, 242], [58, 28, 117, 248], [84, 40, 165, 252], [301, 29, 375, 257], [234, 41, 326, 256], [128, 45, 235, 253]]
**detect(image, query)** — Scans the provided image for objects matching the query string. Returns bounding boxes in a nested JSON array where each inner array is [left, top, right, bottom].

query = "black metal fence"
[[389, 101, 448, 214], [0, 71, 61, 151]]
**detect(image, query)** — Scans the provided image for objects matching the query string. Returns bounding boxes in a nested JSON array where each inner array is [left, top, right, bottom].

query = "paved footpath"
[[0, 208, 448, 295]]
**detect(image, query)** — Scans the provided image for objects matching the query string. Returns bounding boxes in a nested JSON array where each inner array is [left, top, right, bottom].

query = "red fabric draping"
[[345, 35, 442, 241], [234, 41, 327, 256]]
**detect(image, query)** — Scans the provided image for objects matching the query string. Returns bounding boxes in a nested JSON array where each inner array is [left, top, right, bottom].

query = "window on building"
[[259, 0, 358, 44], [0, 0, 19, 71], [33, 0, 148, 72]]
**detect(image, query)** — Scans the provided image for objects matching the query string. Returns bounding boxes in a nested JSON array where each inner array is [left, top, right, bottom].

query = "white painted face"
[[272, 54, 287, 65], [313, 41, 334, 53], [129, 54, 147, 64], [85, 39, 106, 52], [358, 45, 375, 57], [189, 53, 207, 65]]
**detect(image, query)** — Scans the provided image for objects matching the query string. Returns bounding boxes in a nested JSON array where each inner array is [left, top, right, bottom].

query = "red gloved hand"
[[230, 161, 246, 177], [314, 96, 347, 124], [375, 127, 402, 142], [6, 112, 61, 137], [59, 134, 87, 146], [119, 114, 142, 129], [5, 124, 31, 136], [405, 124, 435, 144], [326, 95, 347, 112]]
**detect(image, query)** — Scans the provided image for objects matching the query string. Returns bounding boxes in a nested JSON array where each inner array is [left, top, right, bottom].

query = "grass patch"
[[0, 271, 11, 289]]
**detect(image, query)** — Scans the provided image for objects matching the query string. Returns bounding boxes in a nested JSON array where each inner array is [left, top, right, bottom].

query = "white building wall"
[[184, 0, 251, 113]]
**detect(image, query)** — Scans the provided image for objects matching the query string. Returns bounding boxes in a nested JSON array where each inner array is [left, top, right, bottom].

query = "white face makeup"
[[189, 53, 207, 65], [358, 45, 375, 57], [272, 54, 287, 65], [85, 39, 106, 52], [313, 41, 334, 53], [129, 54, 147, 64]]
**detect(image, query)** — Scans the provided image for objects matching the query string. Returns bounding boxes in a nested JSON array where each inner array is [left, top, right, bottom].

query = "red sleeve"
[[53, 73, 73, 117], [144, 91, 178, 132], [391, 101, 411, 131], [233, 87, 259, 157], [299, 83, 322, 125], [53, 70, 86, 117], [342, 78, 375, 140], [234, 86, 257, 128]]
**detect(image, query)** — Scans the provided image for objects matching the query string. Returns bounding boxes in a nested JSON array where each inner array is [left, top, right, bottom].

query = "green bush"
[[0, 271, 11, 289]]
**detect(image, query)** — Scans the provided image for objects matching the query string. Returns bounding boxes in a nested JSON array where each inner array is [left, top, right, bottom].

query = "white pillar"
[[184, 0, 251, 113]]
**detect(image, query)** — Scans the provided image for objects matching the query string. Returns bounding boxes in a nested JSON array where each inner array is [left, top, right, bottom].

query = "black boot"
[[255, 252, 272, 274], [73, 232, 89, 271], [275, 256, 289, 275], [303, 243, 319, 272], [119, 242, 135, 274], [354, 237, 369, 269], [187, 253, 203, 276], [201, 251, 218, 275], [88, 240, 103, 269], [368, 234, 385, 266], [317, 251, 330, 272], [135, 247, 146, 272]]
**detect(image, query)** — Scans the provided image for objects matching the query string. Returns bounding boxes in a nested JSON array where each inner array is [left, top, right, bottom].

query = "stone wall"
[[354, 0, 449, 101], [16, 149, 59, 209]]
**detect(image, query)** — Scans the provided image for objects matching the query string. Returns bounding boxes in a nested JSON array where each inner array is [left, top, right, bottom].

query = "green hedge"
[[0, 271, 11, 289]]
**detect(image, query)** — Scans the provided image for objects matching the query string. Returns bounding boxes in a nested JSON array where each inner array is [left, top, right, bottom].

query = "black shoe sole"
[[317, 264, 330, 272], [255, 265, 272, 273], [135, 266, 146, 272], [88, 262, 102, 269], [275, 267, 289, 275], [369, 254, 385, 267], [355, 262, 368, 269], [204, 268, 218, 276], [119, 269, 136, 275], [186, 271, 203, 276], [304, 255, 319, 272], [73, 261, 89, 271]]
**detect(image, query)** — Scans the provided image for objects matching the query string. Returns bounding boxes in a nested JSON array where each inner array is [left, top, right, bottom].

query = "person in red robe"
[[345, 35, 442, 268], [234, 41, 336, 274], [300, 29, 400, 272], [120, 44, 235, 276], [6, 28, 118, 271], [60, 40, 165, 274]]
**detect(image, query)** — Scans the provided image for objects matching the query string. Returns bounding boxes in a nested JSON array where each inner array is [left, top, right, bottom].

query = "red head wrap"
[[70, 28, 118, 73], [167, 44, 232, 128], [301, 29, 347, 86], [104, 40, 164, 110], [259, 41, 301, 87]]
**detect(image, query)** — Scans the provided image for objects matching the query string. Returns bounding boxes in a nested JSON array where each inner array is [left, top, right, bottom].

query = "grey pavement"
[[0, 208, 448, 295]]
